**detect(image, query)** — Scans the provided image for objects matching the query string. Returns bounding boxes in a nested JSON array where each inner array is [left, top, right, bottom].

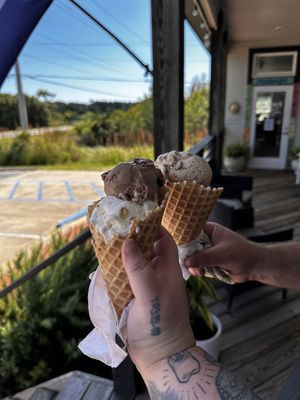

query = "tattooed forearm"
[[150, 297, 161, 336], [216, 369, 260, 400], [148, 382, 180, 400], [145, 347, 260, 400]]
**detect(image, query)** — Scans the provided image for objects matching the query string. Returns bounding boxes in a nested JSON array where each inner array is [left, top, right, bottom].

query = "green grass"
[[0, 130, 154, 170], [32, 145, 154, 170]]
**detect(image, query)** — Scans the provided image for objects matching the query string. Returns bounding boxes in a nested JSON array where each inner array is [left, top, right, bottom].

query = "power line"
[[9, 74, 151, 83], [29, 40, 198, 47], [54, 1, 101, 36], [37, 33, 130, 76], [7, 73, 195, 85], [23, 76, 132, 98], [87, 0, 148, 45], [29, 42, 151, 47], [67, 0, 152, 76], [23, 53, 93, 75]]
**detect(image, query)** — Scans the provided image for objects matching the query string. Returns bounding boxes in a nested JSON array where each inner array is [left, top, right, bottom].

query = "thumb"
[[185, 245, 224, 270], [122, 238, 157, 301]]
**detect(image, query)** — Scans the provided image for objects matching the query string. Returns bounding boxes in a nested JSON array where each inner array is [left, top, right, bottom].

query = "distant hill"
[[54, 101, 132, 115]]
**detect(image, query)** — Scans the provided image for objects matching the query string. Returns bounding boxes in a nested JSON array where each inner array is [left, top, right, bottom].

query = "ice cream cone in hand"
[[88, 158, 166, 317], [155, 151, 223, 245]]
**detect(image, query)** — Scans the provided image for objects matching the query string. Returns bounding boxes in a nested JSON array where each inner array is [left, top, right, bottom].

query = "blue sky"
[[1, 0, 210, 103]]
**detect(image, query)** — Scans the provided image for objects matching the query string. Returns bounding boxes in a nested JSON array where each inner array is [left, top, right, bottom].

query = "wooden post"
[[151, 0, 185, 158], [209, 10, 228, 175]]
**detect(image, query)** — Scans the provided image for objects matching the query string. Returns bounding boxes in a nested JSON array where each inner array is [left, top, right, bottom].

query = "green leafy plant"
[[224, 142, 250, 159], [187, 276, 218, 339], [0, 230, 109, 397], [289, 145, 300, 159]]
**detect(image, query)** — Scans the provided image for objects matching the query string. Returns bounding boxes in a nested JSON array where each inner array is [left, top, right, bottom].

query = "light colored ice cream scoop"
[[155, 151, 212, 187]]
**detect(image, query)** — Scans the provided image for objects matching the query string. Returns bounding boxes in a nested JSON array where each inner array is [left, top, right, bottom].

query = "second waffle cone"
[[162, 180, 223, 245]]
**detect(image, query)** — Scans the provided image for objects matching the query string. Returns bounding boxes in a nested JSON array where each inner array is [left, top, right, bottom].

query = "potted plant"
[[223, 142, 250, 173], [187, 275, 222, 359], [288, 144, 300, 173]]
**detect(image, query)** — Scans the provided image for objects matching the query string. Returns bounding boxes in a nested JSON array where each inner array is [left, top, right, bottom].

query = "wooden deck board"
[[215, 169, 300, 399]]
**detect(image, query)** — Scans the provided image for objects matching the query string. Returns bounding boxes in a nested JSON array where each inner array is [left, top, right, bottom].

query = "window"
[[252, 52, 298, 78]]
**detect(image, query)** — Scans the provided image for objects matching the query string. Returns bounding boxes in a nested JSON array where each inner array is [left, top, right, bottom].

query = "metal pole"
[[15, 59, 29, 130]]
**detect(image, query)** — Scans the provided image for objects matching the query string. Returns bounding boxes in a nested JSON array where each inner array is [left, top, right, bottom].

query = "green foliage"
[[187, 276, 218, 333], [184, 87, 209, 142], [0, 129, 153, 169], [288, 141, 300, 159], [224, 142, 250, 159], [0, 94, 50, 130], [0, 131, 82, 166], [0, 93, 132, 130], [0, 231, 98, 396], [0, 94, 19, 130], [82, 145, 154, 168], [25, 96, 50, 127], [74, 112, 112, 146], [74, 97, 153, 147]]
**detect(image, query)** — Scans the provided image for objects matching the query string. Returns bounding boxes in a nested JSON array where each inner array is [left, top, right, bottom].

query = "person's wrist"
[[138, 340, 197, 383], [248, 242, 270, 282], [133, 327, 196, 378]]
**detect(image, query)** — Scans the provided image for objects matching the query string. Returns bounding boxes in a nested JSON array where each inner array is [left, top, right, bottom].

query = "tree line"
[[0, 83, 209, 146]]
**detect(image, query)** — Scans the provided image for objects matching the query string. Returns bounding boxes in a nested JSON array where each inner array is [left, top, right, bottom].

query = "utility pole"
[[15, 59, 29, 130]]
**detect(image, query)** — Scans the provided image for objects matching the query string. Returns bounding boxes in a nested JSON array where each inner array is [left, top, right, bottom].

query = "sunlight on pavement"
[[0, 169, 105, 266]]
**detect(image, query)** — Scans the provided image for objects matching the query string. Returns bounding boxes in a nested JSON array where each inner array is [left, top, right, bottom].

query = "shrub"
[[74, 112, 111, 147], [0, 230, 108, 397], [0, 131, 83, 166]]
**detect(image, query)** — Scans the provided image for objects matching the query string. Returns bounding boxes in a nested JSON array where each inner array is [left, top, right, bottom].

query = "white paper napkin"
[[78, 266, 130, 368]]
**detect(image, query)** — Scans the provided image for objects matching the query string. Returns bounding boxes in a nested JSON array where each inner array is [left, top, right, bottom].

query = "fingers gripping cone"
[[162, 180, 223, 245], [88, 198, 166, 317]]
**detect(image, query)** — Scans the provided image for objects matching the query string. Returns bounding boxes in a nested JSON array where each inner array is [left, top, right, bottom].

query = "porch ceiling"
[[227, 0, 300, 44]]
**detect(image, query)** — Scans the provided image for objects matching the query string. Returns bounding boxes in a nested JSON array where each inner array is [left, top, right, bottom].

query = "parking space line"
[[37, 181, 43, 201], [0, 179, 103, 203], [0, 231, 44, 239], [8, 180, 20, 199], [64, 181, 75, 202]]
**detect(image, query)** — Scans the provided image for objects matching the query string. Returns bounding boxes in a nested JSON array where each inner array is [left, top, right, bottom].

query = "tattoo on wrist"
[[150, 297, 161, 336], [147, 349, 260, 399], [168, 351, 200, 383]]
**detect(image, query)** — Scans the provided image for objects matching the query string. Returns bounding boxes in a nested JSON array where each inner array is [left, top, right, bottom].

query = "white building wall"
[[224, 46, 249, 145], [224, 42, 300, 148]]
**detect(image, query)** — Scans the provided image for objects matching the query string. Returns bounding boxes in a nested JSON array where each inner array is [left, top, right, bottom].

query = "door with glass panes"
[[248, 86, 293, 169]]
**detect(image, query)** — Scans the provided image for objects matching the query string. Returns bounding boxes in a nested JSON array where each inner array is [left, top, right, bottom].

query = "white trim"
[[252, 51, 298, 78]]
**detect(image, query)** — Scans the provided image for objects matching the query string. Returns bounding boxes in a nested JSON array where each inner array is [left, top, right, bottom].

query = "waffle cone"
[[88, 197, 166, 317], [162, 181, 223, 245]]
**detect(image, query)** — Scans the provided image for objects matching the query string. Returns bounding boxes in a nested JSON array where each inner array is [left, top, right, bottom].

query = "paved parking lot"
[[0, 169, 105, 266]]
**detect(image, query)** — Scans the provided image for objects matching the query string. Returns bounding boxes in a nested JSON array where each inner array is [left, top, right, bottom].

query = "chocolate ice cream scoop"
[[155, 151, 212, 187], [102, 158, 165, 205]]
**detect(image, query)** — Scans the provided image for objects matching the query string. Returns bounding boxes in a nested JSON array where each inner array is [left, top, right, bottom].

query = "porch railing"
[[0, 229, 91, 299], [189, 134, 216, 163]]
